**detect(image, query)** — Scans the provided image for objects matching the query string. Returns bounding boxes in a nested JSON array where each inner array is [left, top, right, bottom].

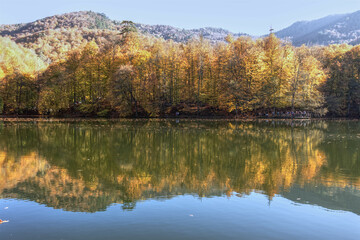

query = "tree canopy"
[[0, 32, 359, 117]]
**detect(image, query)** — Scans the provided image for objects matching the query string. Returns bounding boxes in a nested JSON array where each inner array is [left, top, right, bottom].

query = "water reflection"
[[0, 120, 359, 213]]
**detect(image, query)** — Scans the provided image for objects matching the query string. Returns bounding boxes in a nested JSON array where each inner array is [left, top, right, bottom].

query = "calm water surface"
[[0, 119, 359, 240]]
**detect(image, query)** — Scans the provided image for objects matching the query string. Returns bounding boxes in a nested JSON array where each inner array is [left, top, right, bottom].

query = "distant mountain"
[[0, 11, 122, 62], [0, 11, 247, 45], [275, 10, 360, 46], [135, 24, 246, 43], [2, 9, 360, 60], [0, 11, 248, 62]]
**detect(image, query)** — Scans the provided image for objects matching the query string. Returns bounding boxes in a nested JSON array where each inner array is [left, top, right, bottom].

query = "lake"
[[0, 119, 359, 240]]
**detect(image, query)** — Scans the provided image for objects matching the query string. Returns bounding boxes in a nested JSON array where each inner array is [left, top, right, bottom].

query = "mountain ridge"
[[275, 10, 360, 45], [2, 10, 360, 52], [0, 11, 248, 44]]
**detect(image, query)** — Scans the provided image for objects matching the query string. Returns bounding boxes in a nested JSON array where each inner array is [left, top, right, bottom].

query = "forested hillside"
[[0, 12, 359, 117], [0, 11, 124, 62], [3, 10, 360, 54], [0, 11, 246, 62], [275, 10, 360, 46]]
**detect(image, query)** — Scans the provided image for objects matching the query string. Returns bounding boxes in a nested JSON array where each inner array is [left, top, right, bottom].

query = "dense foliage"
[[0, 22, 360, 117]]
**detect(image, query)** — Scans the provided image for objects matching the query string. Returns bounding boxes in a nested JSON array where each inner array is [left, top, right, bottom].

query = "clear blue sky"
[[1, 0, 360, 35]]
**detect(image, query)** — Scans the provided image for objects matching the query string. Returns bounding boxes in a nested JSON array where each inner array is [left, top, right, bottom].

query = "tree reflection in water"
[[0, 120, 359, 213]]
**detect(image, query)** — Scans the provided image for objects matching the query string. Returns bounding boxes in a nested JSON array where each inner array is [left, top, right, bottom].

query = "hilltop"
[[2, 10, 360, 61], [275, 10, 360, 46], [0, 11, 247, 61]]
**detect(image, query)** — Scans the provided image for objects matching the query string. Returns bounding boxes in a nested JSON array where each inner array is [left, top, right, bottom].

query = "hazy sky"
[[1, 0, 360, 35]]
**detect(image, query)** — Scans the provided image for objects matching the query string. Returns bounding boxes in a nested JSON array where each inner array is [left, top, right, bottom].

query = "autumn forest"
[[1, 19, 360, 118]]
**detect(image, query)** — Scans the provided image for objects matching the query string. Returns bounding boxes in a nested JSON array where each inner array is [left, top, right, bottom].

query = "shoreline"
[[0, 115, 358, 121]]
